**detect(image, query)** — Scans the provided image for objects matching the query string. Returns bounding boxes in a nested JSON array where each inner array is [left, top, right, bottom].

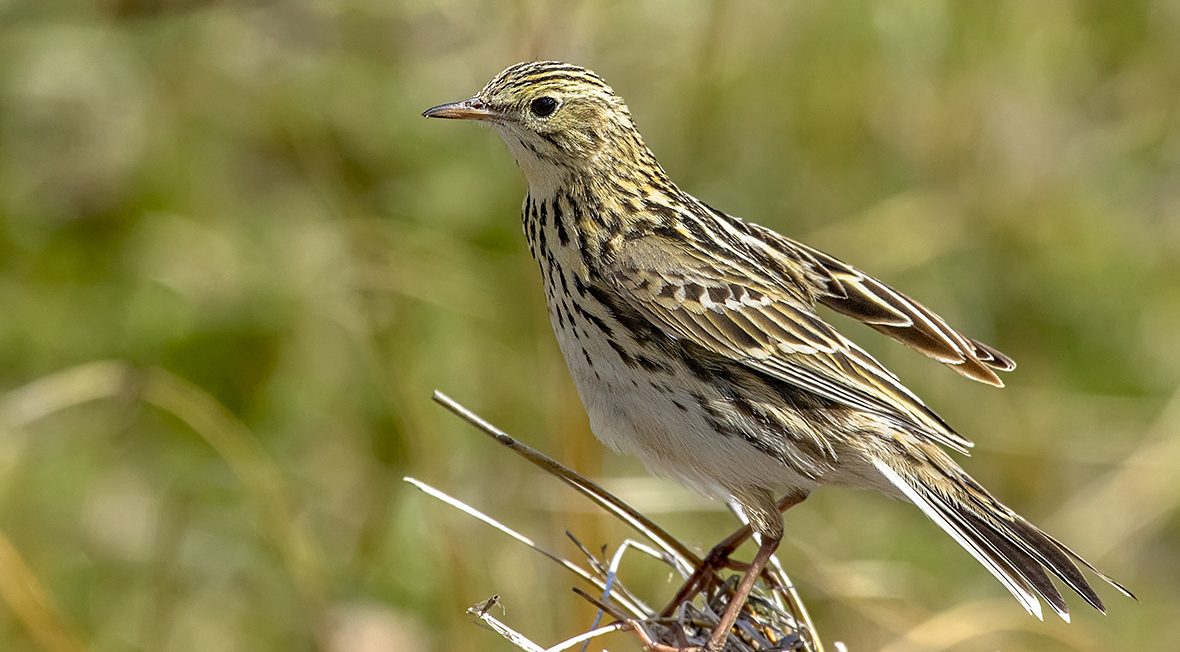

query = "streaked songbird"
[[424, 61, 1132, 651]]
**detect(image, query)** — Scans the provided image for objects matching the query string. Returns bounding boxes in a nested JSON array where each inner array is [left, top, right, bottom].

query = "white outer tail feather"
[[871, 457, 1076, 623]]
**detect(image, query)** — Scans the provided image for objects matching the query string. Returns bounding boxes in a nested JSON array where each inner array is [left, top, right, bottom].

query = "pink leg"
[[703, 533, 781, 651], [660, 491, 807, 619]]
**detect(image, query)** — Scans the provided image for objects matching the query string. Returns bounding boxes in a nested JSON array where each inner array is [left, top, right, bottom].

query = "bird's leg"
[[660, 490, 807, 618], [659, 521, 754, 617], [703, 533, 781, 652], [636, 534, 779, 652]]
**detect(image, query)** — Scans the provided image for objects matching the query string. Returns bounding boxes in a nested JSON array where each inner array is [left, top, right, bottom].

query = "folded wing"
[[604, 234, 975, 454]]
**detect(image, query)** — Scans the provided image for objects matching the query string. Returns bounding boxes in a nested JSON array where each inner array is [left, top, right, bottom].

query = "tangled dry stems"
[[406, 391, 826, 651]]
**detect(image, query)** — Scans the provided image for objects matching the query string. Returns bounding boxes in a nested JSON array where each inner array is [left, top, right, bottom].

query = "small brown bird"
[[424, 61, 1131, 650]]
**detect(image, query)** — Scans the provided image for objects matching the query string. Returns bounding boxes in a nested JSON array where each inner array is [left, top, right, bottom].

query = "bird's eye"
[[530, 96, 558, 118]]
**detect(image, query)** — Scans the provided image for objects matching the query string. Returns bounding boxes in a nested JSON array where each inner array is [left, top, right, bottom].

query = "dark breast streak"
[[522, 193, 839, 481]]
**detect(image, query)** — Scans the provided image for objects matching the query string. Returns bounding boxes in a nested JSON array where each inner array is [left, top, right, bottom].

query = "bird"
[[423, 61, 1132, 650]]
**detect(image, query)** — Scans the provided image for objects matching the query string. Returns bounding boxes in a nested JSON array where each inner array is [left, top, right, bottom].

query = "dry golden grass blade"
[[431, 390, 821, 651], [563, 533, 658, 625], [0, 531, 87, 652], [0, 361, 331, 647], [407, 480, 639, 652], [433, 390, 701, 570], [138, 368, 330, 619], [544, 623, 627, 652], [465, 592, 627, 652], [0, 360, 129, 431], [600, 538, 664, 617], [464, 595, 547, 652], [402, 476, 648, 618]]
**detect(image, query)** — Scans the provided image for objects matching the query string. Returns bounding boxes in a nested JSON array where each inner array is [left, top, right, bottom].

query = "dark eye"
[[530, 96, 558, 117]]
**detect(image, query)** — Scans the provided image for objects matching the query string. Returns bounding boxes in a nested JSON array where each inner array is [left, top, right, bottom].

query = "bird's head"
[[423, 61, 652, 188]]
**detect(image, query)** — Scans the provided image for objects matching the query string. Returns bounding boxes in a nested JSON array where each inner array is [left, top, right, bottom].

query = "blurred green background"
[[1, 1, 1177, 650]]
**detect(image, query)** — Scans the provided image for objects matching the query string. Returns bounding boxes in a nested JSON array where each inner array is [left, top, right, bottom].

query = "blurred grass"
[[0, 0, 1177, 650]]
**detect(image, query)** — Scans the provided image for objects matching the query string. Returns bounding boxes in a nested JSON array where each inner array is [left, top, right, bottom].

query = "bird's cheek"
[[581, 128, 603, 151], [562, 128, 603, 160]]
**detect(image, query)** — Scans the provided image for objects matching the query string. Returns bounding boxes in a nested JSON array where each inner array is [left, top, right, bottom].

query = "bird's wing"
[[745, 221, 1016, 386], [603, 234, 975, 454]]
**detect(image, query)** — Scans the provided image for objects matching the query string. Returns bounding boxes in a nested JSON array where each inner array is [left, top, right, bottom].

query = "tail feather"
[[952, 506, 1071, 620], [1004, 516, 1105, 613], [871, 457, 1130, 620], [1029, 523, 1137, 601], [873, 460, 1045, 619]]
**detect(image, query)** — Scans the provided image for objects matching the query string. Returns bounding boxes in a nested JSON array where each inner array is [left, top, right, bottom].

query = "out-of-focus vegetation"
[[0, 1, 1177, 650]]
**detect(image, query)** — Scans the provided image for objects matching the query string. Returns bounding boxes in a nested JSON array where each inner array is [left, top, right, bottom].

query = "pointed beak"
[[421, 97, 499, 121]]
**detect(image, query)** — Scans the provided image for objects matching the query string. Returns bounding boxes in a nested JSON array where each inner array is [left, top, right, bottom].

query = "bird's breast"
[[527, 252, 820, 502], [521, 191, 829, 503]]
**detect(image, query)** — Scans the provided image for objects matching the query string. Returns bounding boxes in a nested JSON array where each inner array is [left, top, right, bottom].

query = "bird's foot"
[[660, 532, 753, 617], [626, 619, 722, 652]]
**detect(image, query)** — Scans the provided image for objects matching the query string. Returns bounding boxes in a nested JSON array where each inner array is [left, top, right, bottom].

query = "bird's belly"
[[548, 307, 819, 502]]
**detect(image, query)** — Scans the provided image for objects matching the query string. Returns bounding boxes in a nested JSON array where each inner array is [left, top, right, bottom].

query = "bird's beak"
[[421, 97, 498, 121]]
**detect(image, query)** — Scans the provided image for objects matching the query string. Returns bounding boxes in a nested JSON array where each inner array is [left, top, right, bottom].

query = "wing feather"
[[606, 236, 974, 454], [746, 224, 1017, 386]]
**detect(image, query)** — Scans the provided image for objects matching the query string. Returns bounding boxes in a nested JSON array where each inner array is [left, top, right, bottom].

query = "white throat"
[[494, 126, 568, 198]]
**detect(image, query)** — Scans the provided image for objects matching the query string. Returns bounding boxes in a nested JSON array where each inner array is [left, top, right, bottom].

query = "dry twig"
[[405, 390, 828, 651]]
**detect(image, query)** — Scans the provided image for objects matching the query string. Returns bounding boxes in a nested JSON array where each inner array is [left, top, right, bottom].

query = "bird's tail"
[[871, 456, 1134, 621]]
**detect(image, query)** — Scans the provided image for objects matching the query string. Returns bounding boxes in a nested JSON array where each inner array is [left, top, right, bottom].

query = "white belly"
[[547, 295, 820, 503]]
